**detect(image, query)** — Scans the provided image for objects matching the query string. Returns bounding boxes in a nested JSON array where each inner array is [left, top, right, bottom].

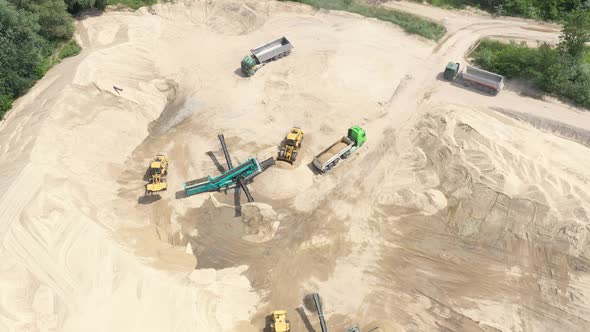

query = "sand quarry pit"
[[1, 0, 590, 331]]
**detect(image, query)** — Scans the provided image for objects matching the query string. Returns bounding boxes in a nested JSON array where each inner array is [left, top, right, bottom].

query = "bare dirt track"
[[1, 0, 590, 331]]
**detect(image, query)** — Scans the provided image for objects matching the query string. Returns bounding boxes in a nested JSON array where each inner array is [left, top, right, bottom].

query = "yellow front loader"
[[278, 127, 304, 164], [270, 310, 290, 332], [146, 154, 168, 195]]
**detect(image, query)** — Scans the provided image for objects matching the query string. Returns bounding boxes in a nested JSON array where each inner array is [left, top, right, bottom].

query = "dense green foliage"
[[281, 0, 446, 40], [473, 11, 590, 109], [473, 40, 590, 109], [418, 0, 588, 21], [1, 0, 47, 118], [59, 40, 82, 59], [64, 0, 106, 12], [0, 0, 85, 119], [0, 0, 148, 119], [559, 10, 590, 57], [473, 40, 558, 84], [107, 0, 154, 10]]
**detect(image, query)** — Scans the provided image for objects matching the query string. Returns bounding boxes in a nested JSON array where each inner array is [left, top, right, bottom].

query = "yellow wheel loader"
[[278, 127, 303, 164], [146, 154, 168, 195], [270, 310, 290, 332]]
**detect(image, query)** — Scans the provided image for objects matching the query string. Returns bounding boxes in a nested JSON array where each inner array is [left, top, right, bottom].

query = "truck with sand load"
[[444, 62, 504, 95], [241, 37, 293, 76], [312, 126, 366, 173]]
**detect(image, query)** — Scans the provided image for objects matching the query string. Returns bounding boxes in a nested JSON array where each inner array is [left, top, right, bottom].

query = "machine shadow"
[[138, 194, 161, 204], [306, 162, 322, 175], [261, 314, 273, 332], [209, 151, 243, 216], [234, 68, 248, 78], [296, 307, 317, 332], [207, 151, 227, 173], [175, 190, 187, 199], [233, 187, 242, 217]]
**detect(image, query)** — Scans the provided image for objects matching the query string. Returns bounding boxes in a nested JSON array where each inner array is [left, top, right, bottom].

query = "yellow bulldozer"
[[270, 310, 290, 332], [278, 127, 304, 164], [145, 154, 168, 195]]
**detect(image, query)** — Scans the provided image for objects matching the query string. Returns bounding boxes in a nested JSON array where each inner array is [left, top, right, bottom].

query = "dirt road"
[[1, 1, 590, 331]]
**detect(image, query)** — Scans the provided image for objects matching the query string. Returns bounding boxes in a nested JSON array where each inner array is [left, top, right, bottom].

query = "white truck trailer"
[[444, 62, 504, 95], [241, 37, 293, 76]]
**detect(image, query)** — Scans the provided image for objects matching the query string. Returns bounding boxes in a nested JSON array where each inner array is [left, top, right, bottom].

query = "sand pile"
[[412, 107, 590, 252], [0, 1, 276, 331], [301, 105, 590, 331], [241, 202, 281, 243], [2, 0, 590, 331]]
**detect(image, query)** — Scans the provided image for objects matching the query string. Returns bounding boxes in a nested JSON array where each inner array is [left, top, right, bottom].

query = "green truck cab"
[[348, 126, 366, 147], [444, 62, 460, 80], [241, 55, 258, 77]]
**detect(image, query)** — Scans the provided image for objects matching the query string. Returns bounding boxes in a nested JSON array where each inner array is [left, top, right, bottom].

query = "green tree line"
[[0, 0, 122, 119], [423, 0, 589, 21], [472, 10, 590, 108]]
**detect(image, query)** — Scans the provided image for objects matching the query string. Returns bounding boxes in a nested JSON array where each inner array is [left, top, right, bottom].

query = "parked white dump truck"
[[444, 62, 504, 95], [312, 126, 366, 173], [241, 37, 293, 76]]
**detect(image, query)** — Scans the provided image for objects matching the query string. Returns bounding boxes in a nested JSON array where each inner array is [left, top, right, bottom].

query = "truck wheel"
[[292, 152, 298, 160]]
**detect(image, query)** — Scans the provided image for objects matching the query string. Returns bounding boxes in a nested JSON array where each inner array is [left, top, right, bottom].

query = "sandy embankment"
[[0, 2, 263, 331], [0, 0, 431, 330], [1, 0, 590, 331]]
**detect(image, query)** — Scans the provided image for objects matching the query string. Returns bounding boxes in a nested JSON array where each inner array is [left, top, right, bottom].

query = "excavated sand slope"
[[1, 0, 590, 331]]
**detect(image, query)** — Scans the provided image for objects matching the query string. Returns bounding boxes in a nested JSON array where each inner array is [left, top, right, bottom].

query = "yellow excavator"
[[145, 154, 168, 195], [278, 127, 304, 164], [270, 310, 290, 332]]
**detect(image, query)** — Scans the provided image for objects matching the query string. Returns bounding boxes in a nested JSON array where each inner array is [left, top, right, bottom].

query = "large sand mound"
[[1, 0, 590, 331], [306, 106, 590, 331], [0, 0, 431, 330]]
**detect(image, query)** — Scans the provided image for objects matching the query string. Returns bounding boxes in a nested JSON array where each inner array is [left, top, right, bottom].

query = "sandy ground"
[[1, 0, 590, 331]]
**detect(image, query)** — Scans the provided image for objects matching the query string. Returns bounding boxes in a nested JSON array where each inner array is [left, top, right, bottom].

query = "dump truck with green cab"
[[312, 126, 366, 173], [241, 37, 293, 76], [443, 61, 504, 95], [444, 62, 460, 80]]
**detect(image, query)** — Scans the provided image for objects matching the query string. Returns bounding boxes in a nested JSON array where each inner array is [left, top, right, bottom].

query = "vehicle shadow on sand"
[[234, 68, 248, 78], [138, 194, 161, 204], [296, 306, 317, 332], [175, 190, 187, 199], [306, 162, 322, 175], [261, 314, 273, 332]]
